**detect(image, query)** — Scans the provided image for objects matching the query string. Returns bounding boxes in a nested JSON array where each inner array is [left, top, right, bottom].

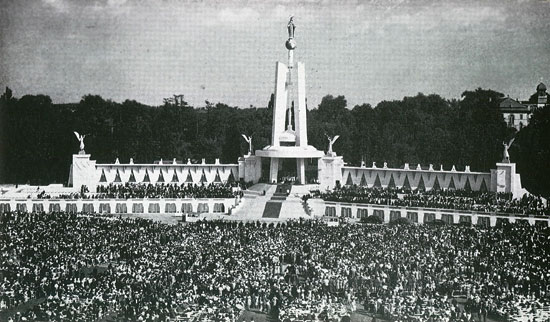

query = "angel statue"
[[326, 134, 340, 156], [502, 137, 515, 163], [73, 131, 86, 153], [241, 134, 253, 155]]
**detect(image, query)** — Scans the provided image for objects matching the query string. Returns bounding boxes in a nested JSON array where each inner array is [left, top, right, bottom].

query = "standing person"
[[480, 303, 488, 322]]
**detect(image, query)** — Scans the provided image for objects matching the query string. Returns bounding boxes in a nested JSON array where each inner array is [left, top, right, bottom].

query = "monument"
[[255, 17, 324, 184], [65, 18, 527, 199]]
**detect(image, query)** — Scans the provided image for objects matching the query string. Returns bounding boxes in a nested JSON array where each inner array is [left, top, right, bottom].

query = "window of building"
[[424, 213, 435, 223], [182, 203, 193, 214], [115, 203, 127, 214], [357, 208, 368, 219], [373, 209, 385, 221], [325, 206, 336, 217], [197, 203, 209, 213], [407, 211, 418, 223], [441, 214, 454, 224], [508, 114, 515, 127], [132, 203, 144, 213], [477, 216, 490, 227], [99, 203, 111, 213], [148, 203, 160, 213], [341, 207, 352, 218], [165, 203, 177, 213], [390, 210, 401, 221], [459, 215, 472, 224]]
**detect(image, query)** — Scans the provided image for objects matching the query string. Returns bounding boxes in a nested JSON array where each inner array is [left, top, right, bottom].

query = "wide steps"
[[230, 183, 312, 221]]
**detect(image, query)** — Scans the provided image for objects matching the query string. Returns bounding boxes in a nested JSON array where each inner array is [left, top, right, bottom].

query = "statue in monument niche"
[[326, 134, 340, 157], [241, 134, 253, 155], [73, 131, 86, 153], [502, 137, 515, 163]]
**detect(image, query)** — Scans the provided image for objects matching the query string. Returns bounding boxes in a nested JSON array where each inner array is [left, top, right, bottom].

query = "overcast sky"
[[1, 0, 549, 108]]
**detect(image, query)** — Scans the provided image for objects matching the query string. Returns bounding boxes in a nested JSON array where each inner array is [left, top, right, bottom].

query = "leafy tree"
[[0, 87, 538, 193], [511, 106, 550, 197]]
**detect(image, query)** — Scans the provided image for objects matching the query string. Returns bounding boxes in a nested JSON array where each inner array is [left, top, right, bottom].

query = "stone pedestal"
[[70, 154, 97, 192], [493, 162, 527, 199], [318, 156, 344, 191], [240, 154, 261, 184]]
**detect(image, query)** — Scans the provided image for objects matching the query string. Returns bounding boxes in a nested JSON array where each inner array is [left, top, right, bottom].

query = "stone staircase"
[[279, 194, 310, 219], [261, 183, 291, 218], [231, 183, 313, 221]]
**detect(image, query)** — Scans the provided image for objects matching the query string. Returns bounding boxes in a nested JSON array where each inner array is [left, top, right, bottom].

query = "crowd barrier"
[[307, 198, 550, 227], [0, 197, 239, 215]]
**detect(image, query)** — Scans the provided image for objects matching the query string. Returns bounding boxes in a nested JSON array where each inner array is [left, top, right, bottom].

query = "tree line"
[[0, 87, 548, 196]]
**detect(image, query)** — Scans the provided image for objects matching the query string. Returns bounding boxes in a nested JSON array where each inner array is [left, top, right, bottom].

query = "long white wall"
[[70, 154, 239, 192], [96, 164, 238, 185], [341, 164, 491, 191]]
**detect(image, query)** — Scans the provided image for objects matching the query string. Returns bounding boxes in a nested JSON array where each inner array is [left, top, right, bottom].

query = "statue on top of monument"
[[73, 131, 86, 153], [287, 16, 295, 39], [285, 16, 297, 50], [241, 134, 253, 155], [502, 137, 515, 163], [326, 134, 340, 157]]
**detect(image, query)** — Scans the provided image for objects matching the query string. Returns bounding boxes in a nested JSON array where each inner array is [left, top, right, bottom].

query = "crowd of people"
[[1, 211, 549, 321], [34, 183, 243, 200], [312, 186, 549, 216], [95, 183, 240, 199]]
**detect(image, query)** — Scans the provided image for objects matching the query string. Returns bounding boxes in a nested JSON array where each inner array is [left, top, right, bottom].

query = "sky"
[[1, 0, 549, 108]]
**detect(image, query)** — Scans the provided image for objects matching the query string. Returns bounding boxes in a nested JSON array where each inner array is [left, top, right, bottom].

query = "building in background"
[[498, 82, 548, 131], [499, 97, 531, 130]]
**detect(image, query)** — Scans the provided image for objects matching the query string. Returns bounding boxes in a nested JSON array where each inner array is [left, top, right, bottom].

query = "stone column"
[[296, 158, 306, 184], [272, 62, 288, 146], [269, 158, 279, 184], [295, 62, 308, 147]]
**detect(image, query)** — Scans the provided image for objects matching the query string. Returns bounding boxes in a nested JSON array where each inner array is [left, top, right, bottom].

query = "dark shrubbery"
[[389, 217, 412, 225], [361, 215, 383, 224]]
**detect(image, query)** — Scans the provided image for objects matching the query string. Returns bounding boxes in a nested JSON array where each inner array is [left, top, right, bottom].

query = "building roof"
[[537, 82, 547, 92], [499, 97, 528, 110]]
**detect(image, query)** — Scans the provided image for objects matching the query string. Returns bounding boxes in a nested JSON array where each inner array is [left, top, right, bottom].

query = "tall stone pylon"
[[272, 16, 308, 148], [256, 17, 323, 185]]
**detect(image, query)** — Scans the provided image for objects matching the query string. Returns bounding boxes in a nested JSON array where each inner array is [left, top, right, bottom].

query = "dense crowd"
[[95, 183, 239, 199], [313, 186, 549, 216], [35, 183, 242, 199], [1, 211, 549, 321]]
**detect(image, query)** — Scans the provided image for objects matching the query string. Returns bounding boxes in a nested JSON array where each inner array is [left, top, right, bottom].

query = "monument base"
[[70, 154, 97, 192], [318, 156, 344, 191], [492, 162, 527, 199], [238, 154, 261, 184]]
